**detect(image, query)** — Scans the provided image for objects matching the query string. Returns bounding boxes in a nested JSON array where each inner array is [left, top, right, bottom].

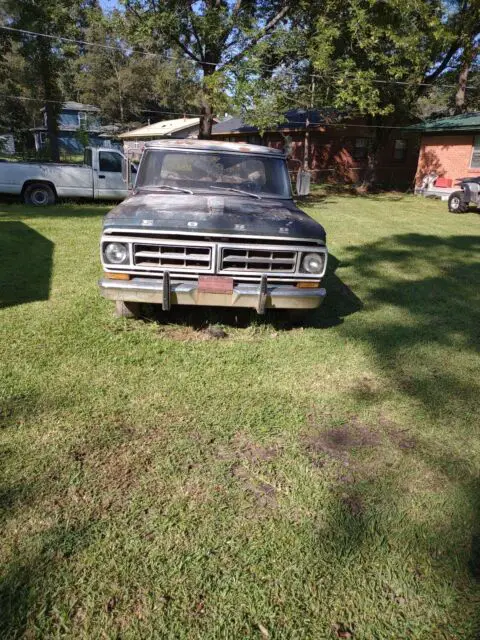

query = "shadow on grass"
[[0, 522, 99, 638], [338, 233, 480, 415], [296, 187, 411, 206], [0, 222, 53, 310], [0, 196, 111, 219], [140, 252, 363, 331]]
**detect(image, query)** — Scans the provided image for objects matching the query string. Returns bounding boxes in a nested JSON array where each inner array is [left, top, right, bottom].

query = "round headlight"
[[302, 252, 324, 274], [104, 242, 128, 265]]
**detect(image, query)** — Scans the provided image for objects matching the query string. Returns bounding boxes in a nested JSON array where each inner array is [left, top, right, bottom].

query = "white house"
[[119, 117, 201, 159]]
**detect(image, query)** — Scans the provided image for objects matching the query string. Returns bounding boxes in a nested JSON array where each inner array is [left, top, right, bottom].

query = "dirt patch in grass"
[[387, 428, 416, 450], [230, 463, 278, 508], [217, 432, 281, 508], [340, 490, 365, 517], [158, 324, 230, 342], [216, 432, 280, 464], [303, 418, 381, 464]]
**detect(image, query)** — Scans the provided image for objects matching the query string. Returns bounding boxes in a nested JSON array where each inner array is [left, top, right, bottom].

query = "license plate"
[[198, 276, 234, 294]]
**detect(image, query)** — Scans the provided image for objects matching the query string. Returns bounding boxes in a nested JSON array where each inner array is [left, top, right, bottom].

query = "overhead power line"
[[0, 93, 421, 130], [0, 24, 474, 89]]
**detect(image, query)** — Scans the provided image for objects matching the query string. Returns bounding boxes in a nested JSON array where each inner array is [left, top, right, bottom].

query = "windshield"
[[135, 149, 291, 198]]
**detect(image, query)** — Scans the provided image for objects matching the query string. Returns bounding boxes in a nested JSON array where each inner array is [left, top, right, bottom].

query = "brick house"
[[211, 109, 420, 189], [413, 112, 480, 187]]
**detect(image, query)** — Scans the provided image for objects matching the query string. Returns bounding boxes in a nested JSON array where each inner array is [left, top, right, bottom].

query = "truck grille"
[[133, 243, 212, 270], [220, 247, 297, 273]]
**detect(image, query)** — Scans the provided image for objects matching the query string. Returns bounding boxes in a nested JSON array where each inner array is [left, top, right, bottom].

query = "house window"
[[353, 138, 368, 160], [471, 136, 480, 169], [78, 111, 88, 128], [394, 139, 407, 161]]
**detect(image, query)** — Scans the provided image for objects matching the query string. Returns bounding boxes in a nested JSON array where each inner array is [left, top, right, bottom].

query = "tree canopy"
[[0, 0, 478, 164]]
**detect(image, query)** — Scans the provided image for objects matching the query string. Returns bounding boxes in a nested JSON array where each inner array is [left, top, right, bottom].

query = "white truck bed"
[[0, 162, 94, 198]]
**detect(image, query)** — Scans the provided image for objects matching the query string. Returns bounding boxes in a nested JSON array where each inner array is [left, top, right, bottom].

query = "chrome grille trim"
[[220, 247, 297, 273], [101, 234, 327, 278], [134, 244, 212, 270]]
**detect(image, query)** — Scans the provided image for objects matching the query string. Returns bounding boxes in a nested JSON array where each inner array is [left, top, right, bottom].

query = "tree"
[[122, 0, 291, 138], [299, 0, 455, 186], [3, 0, 97, 161], [75, 8, 197, 126], [0, 28, 35, 150], [422, 0, 480, 114]]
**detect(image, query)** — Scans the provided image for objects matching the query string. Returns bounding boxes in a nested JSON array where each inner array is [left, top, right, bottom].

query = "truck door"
[[94, 150, 129, 200]]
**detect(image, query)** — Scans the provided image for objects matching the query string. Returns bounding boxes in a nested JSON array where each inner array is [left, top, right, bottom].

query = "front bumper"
[[99, 276, 326, 312]]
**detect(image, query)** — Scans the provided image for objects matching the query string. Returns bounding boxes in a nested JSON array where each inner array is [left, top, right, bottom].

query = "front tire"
[[448, 191, 468, 213], [24, 183, 56, 206], [115, 300, 140, 319]]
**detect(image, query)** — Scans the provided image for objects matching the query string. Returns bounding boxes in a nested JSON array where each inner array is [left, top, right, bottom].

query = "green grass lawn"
[[1, 194, 480, 639]]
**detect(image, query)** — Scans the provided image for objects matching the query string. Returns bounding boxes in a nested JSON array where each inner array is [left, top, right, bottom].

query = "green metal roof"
[[409, 112, 480, 133]]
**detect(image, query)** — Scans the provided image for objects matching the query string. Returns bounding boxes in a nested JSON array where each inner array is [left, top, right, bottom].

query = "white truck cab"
[[0, 147, 130, 205]]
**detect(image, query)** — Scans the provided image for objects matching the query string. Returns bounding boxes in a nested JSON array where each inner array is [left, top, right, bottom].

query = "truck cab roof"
[[144, 139, 285, 157]]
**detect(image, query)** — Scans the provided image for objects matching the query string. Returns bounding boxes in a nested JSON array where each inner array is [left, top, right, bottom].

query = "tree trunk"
[[198, 100, 214, 139], [454, 61, 469, 114], [39, 42, 60, 162], [44, 99, 60, 162], [454, 42, 479, 115], [361, 124, 380, 189], [198, 63, 216, 140], [361, 117, 389, 191]]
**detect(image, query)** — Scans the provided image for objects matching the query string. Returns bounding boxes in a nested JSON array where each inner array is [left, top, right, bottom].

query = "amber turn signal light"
[[296, 281, 320, 288], [104, 272, 130, 281]]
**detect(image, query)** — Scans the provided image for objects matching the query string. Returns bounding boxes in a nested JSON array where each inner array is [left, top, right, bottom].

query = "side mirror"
[[296, 169, 311, 196]]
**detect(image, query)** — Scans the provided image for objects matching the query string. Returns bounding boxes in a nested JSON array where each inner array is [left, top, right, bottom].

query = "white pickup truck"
[[0, 146, 130, 205]]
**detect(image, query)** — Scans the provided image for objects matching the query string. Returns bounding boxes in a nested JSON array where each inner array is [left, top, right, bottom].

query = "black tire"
[[24, 183, 56, 206], [448, 191, 468, 213], [115, 300, 140, 319]]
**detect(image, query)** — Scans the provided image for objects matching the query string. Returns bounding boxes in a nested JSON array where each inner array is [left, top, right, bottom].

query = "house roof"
[[212, 108, 347, 135], [40, 101, 100, 113], [409, 112, 480, 133], [119, 117, 200, 139]]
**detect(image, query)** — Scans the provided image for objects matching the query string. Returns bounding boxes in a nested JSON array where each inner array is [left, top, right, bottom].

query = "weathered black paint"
[[103, 191, 326, 242]]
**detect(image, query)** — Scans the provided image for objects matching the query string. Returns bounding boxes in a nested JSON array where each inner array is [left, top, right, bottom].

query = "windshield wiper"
[[208, 185, 261, 199], [143, 185, 193, 195]]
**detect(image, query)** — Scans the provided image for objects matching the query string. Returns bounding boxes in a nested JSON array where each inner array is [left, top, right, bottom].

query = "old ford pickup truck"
[[99, 140, 328, 317]]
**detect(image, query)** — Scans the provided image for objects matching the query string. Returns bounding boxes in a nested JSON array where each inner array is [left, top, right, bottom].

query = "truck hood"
[[103, 191, 326, 242]]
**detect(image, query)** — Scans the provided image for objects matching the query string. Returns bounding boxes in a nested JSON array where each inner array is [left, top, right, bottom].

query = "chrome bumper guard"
[[100, 274, 326, 312]]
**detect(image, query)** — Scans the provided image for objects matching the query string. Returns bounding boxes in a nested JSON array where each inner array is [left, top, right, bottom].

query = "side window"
[[84, 148, 93, 167], [99, 151, 122, 173], [394, 139, 407, 161], [353, 138, 368, 160], [471, 136, 480, 168]]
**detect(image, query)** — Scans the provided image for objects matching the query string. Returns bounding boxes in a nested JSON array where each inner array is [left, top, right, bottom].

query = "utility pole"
[[303, 76, 315, 171]]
